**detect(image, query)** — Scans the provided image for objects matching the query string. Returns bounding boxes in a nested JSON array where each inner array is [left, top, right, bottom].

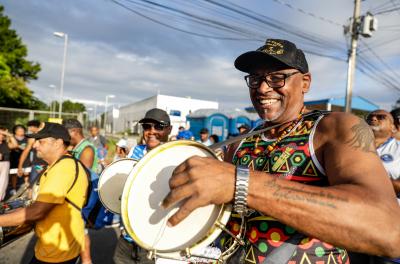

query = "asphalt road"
[[0, 227, 120, 264]]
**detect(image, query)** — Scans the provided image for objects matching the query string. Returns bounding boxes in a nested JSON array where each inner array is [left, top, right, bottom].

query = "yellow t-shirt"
[[34, 157, 88, 263]]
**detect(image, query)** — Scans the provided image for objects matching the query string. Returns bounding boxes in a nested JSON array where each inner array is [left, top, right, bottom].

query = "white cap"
[[116, 139, 128, 148]]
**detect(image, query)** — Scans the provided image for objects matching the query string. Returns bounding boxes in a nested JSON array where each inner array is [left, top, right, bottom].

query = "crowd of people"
[[0, 38, 400, 264], [0, 120, 44, 201]]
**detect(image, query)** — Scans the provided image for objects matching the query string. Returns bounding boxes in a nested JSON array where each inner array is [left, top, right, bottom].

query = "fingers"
[[169, 168, 190, 188], [167, 197, 202, 227], [168, 156, 201, 188], [162, 182, 194, 209]]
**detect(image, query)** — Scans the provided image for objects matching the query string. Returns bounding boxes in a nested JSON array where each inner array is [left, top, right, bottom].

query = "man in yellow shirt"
[[0, 122, 88, 264]]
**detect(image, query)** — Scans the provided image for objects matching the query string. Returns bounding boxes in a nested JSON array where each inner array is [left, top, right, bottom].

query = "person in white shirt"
[[367, 109, 400, 195], [197, 128, 212, 146]]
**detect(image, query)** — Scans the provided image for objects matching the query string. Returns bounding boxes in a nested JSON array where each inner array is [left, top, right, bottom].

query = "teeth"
[[259, 99, 278, 105]]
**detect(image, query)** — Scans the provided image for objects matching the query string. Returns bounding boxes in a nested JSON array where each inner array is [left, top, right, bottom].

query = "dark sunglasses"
[[141, 123, 169, 131], [366, 114, 388, 122]]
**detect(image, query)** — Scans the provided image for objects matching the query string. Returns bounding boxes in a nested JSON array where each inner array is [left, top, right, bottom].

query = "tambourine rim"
[[98, 158, 138, 214], [121, 140, 232, 254]]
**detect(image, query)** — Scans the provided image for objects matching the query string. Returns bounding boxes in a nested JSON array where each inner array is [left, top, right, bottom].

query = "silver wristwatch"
[[234, 165, 250, 215]]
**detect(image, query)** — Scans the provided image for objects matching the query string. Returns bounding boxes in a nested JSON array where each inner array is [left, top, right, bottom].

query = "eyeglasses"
[[141, 123, 169, 131], [366, 114, 388, 122], [244, 71, 300, 89]]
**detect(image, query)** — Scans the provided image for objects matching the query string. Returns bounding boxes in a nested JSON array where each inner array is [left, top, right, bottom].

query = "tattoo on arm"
[[346, 119, 376, 154], [265, 179, 349, 209]]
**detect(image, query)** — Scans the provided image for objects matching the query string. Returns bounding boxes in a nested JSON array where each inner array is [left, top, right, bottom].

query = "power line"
[[110, 0, 347, 61], [360, 39, 400, 81], [134, 0, 263, 38], [357, 58, 400, 92], [374, 6, 400, 15], [390, 0, 400, 16], [368, 0, 394, 13], [359, 33, 400, 51], [357, 54, 400, 92], [271, 0, 342, 26], [110, 0, 257, 41]]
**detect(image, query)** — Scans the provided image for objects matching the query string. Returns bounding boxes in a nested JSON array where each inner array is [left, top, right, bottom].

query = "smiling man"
[[114, 108, 172, 264], [367, 110, 400, 196], [163, 39, 400, 263]]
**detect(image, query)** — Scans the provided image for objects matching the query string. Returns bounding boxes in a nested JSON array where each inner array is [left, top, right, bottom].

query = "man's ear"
[[301, 73, 311, 94], [391, 124, 397, 134]]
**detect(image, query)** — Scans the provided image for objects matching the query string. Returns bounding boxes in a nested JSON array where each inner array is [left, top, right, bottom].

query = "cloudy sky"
[[2, 0, 400, 114]]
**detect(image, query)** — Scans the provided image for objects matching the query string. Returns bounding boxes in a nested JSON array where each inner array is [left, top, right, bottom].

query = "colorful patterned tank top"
[[220, 112, 349, 264]]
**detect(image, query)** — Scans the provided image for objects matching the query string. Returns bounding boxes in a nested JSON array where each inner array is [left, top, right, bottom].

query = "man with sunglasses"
[[367, 110, 400, 196], [114, 108, 172, 264], [366, 110, 400, 264], [163, 38, 400, 263]]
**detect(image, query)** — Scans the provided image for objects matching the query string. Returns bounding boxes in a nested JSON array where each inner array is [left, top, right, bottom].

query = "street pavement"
[[0, 226, 120, 264]]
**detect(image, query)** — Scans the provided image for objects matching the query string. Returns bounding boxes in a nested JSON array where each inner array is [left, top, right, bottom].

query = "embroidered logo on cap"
[[261, 40, 284, 55]]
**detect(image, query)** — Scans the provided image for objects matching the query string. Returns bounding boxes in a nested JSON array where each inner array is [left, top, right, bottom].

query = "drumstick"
[[209, 111, 320, 151]]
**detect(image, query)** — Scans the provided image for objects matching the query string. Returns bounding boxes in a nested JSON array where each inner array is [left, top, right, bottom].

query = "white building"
[[109, 94, 218, 136]]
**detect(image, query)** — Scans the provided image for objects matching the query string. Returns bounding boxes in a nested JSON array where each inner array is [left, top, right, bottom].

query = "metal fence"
[[0, 106, 86, 130]]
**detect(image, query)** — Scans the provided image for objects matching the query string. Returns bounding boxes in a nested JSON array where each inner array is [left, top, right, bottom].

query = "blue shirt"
[[177, 130, 193, 140], [127, 144, 147, 160], [122, 144, 148, 242]]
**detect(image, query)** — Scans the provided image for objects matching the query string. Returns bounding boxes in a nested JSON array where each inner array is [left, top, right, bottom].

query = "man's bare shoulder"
[[317, 112, 375, 153], [318, 112, 363, 135]]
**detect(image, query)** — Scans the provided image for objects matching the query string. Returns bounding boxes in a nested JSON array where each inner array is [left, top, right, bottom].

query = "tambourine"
[[98, 158, 138, 214], [121, 140, 244, 263]]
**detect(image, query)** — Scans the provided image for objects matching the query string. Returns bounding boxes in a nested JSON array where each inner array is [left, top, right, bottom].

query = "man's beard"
[[370, 125, 381, 132], [260, 107, 285, 123]]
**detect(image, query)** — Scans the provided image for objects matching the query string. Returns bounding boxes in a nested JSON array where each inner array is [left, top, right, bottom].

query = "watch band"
[[234, 165, 250, 215]]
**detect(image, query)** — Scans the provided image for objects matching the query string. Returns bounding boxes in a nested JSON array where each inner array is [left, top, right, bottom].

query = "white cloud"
[[2, 0, 400, 113]]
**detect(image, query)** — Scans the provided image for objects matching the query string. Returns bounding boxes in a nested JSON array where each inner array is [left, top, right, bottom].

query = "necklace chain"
[[263, 107, 305, 154]]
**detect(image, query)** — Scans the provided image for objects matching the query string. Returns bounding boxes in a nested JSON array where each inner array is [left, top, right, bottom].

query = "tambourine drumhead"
[[99, 158, 138, 214], [121, 140, 231, 259]]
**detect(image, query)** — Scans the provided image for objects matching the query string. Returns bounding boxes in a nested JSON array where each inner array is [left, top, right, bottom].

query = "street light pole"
[[53, 32, 68, 118], [49, 84, 57, 117], [104, 95, 115, 133]]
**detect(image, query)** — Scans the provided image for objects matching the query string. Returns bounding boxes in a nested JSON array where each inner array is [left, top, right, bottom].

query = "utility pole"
[[344, 0, 361, 113]]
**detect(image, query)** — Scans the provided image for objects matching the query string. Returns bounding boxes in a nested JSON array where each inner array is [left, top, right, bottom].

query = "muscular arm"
[[164, 113, 400, 258], [79, 146, 94, 169], [18, 138, 34, 176], [246, 113, 400, 257], [6, 134, 18, 149], [391, 179, 400, 195], [0, 201, 55, 227]]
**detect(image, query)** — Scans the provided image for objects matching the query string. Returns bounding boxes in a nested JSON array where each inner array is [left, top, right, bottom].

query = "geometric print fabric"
[[226, 112, 349, 263]]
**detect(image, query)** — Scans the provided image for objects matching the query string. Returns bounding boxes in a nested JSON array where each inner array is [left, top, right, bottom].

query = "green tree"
[[0, 5, 46, 110], [0, 5, 40, 81], [50, 100, 86, 113]]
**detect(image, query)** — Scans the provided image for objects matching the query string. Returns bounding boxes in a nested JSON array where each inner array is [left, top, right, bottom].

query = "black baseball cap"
[[235, 39, 309, 74], [200, 128, 209, 134], [139, 108, 170, 125], [26, 122, 71, 142]]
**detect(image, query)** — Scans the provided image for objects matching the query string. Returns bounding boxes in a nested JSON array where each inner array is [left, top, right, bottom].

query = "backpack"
[[58, 155, 114, 229]]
